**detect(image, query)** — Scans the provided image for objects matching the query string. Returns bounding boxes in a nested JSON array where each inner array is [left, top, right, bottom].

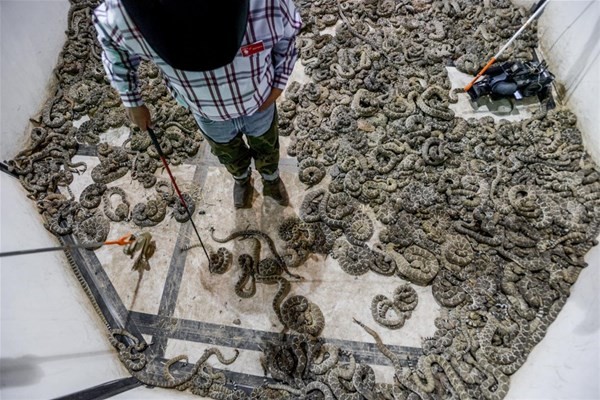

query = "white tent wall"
[[1, 1, 70, 161], [0, 2, 130, 398], [503, 3, 600, 397], [0, 177, 130, 399], [0, 1, 598, 399], [512, 0, 600, 163]]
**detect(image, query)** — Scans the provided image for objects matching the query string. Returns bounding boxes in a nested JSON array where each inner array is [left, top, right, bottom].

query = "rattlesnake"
[[371, 284, 418, 329]]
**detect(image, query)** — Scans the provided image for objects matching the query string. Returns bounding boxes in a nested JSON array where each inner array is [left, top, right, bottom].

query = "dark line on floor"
[[156, 223, 193, 316], [61, 234, 143, 339], [52, 376, 141, 400], [151, 162, 211, 357], [154, 358, 275, 394], [131, 312, 422, 367], [222, 370, 273, 394], [149, 215, 192, 356], [0, 162, 19, 179]]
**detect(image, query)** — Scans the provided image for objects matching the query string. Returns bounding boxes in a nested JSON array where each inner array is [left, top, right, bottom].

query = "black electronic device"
[[467, 60, 554, 102]]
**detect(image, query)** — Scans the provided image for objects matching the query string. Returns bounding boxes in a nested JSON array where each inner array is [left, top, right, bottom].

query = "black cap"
[[121, 0, 249, 71]]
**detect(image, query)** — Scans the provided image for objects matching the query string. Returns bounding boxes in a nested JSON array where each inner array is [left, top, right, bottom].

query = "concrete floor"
[[40, 62, 594, 398], [2, 165, 597, 399], [66, 114, 438, 387], [1, 77, 597, 400], [0, 1, 598, 398]]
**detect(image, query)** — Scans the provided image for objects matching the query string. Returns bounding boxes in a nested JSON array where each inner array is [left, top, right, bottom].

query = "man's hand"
[[126, 105, 152, 131], [258, 88, 283, 112]]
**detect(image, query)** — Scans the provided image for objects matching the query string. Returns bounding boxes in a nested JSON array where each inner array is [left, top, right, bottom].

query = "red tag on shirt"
[[240, 41, 265, 57]]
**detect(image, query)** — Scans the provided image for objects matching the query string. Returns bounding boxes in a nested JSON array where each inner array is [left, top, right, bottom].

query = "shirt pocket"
[[231, 45, 271, 91]]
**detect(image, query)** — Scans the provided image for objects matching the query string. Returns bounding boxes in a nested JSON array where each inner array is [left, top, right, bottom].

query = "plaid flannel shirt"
[[93, 0, 301, 121]]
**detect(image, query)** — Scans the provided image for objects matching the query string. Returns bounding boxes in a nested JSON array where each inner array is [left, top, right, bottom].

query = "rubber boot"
[[262, 177, 289, 206], [233, 177, 253, 209]]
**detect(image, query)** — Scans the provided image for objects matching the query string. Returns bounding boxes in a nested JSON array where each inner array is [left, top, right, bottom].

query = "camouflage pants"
[[197, 106, 280, 181]]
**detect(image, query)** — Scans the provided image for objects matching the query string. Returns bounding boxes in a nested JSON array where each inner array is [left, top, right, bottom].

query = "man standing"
[[93, 0, 301, 208]]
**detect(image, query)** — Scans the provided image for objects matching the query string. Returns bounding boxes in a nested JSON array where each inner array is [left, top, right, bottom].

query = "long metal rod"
[[146, 127, 211, 263], [0, 233, 135, 257], [464, 0, 550, 92], [0, 243, 105, 257], [0, 234, 134, 258]]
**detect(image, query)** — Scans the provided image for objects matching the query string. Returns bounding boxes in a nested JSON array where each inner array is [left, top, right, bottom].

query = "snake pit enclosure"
[[5, 0, 600, 399]]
